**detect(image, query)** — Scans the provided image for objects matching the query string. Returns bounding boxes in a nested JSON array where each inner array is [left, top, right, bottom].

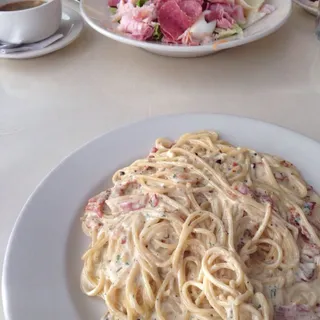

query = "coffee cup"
[[0, 0, 62, 44]]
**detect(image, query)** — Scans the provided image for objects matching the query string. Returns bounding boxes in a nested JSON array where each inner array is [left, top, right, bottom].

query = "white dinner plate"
[[80, 0, 292, 58], [3, 114, 320, 319], [0, 7, 83, 59], [294, 0, 318, 16]]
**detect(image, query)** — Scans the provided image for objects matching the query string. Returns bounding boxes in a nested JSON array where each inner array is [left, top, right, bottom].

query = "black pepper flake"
[[195, 152, 198, 156], [254, 153, 257, 156], [252, 163, 256, 169], [216, 159, 222, 164], [119, 171, 125, 176]]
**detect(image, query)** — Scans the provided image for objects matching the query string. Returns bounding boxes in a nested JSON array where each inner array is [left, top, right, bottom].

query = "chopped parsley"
[[303, 202, 316, 215], [109, 7, 117, 14], [270, 287, 277, 298]]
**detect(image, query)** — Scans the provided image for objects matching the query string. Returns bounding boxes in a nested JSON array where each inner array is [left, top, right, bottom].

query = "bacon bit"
[[288, 213, 300, 227], [227, 190, 238, 200], [232, 162, 238, 167], [150, 147, 158, 153], [289, 207, 296, 213], [85, 190, 110, 218], [149, 194, 159, 207], [121, 237, 127, 244], [117, 180, 139, 196], [274, 172, 287, 181], [120, 201, 147, 211], [280, 160, 293, 168]]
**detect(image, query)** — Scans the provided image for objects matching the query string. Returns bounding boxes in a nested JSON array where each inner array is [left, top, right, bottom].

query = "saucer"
[[0, 6, 83, 59]]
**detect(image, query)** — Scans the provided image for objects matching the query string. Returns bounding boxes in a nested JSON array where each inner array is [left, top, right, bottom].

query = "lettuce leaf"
[[152, 24, 163, 40], [215, 24, 243, 39], [109, 7, 117, 14]]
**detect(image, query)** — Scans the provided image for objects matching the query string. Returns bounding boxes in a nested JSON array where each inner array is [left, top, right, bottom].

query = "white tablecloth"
[[0, 2, 319, 318]]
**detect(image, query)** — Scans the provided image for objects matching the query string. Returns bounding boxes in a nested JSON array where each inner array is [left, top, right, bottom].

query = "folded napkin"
[[0, 33, 64, 54]]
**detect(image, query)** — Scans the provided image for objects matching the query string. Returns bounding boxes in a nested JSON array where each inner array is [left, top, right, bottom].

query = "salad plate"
[[80, 0, 292, 57]]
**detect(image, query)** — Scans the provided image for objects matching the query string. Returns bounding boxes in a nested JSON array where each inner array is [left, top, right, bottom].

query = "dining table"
[[0, 1, 320, 318]]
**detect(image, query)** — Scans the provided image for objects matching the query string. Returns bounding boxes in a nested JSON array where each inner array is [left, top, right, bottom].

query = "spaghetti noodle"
[[81, 131, 320, 319]]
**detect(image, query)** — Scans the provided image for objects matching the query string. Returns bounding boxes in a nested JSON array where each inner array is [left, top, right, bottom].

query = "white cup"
[[0, 0, 62, 44]]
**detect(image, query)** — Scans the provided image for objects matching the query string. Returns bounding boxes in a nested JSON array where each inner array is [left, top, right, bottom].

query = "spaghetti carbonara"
[[81, 131, 320, 320]]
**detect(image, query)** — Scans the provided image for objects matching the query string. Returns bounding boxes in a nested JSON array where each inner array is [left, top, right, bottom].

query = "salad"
[[108, 0, 276, 45]]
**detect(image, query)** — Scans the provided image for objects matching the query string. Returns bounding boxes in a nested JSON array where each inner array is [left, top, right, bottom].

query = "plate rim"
[[3, 112, 320, 320], [80, 0, 292, 53], [0, 6, 84, 60]]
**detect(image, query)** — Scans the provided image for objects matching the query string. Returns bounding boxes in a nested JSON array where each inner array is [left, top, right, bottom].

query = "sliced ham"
[[113, 1, 135, 21], [208, 0, 235, 4], [158, 0, 202, 40], [108, 0, 120, 7], [115, 0, 156, 40], [133, 3, 157, 23], [206, 3, 235, 29], [207, 3, 245, 26], [179, 0, 203, 20], [118, 14, 154, 40], [231, 4, 245, 24], [156, 0, 203, 10], [191, 0, 204, 4]]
